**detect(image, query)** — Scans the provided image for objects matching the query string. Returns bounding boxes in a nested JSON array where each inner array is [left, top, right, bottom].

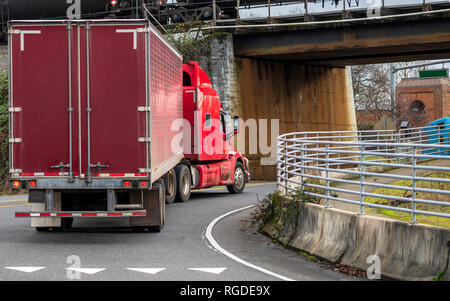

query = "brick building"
[[396, 77, 450, 127]]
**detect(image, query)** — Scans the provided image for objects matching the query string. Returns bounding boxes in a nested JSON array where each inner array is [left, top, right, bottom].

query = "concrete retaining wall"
[[262, 202, 450, 281]]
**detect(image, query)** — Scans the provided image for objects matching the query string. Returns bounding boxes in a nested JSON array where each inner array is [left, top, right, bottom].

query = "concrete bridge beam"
[[234, 58, 357, 180]]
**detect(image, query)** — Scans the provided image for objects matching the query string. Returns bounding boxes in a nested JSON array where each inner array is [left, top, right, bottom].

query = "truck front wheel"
[[227, 162, 246, 194], [174, 164, 191, 202]]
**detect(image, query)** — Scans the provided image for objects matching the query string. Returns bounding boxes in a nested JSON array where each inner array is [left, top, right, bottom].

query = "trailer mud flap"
[[129, 181, 165, 229], [30, 192, 62, 228]]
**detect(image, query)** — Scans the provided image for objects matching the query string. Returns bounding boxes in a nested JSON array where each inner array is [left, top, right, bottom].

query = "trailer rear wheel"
[[35, 227, 51, 232], [164, 169, 177, 204], [51, 217, 74, 232], [129, 179, 165, 232], [61, 218, 74, 230], [175, 164, 191, 202], [227, 162, 246, 194], [131, 225, 162, 233]]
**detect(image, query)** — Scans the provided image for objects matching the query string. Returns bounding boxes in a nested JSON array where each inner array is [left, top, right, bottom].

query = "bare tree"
[[352, 60, 450, 128], [351, 64, 392, 127]]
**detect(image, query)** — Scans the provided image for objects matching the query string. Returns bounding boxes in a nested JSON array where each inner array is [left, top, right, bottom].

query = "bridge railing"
[[277, 125, 450, 223], [234, 0, 450, 23]]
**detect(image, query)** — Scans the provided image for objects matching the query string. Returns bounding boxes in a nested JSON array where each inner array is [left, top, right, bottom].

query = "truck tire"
[[61, 217, 74, 230], [35, 227, 50, 232], [227, 162, 246, 194], [130, 179, 165, 233], [52, 218, 73, 232], [174, 164, 191, 202], [164, 169, 177, 204]]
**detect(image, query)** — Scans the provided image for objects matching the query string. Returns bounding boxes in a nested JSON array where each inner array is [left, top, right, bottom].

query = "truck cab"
[[163, 62, 250, 203], [182, 61, 236, 161]]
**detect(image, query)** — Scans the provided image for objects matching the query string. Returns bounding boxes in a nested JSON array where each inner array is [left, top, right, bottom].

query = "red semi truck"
[[8, 20, 249, 231]]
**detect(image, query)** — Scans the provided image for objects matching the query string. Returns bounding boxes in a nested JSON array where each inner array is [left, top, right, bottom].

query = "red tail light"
[[123, 180, 131, 188], [28, 180, 37, 188], [111, 0, 117, 7], [12, 180, 21, 189], [140, 181, 148, 188]]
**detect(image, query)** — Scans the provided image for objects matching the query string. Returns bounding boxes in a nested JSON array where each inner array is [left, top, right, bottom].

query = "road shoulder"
[[211, 206, 365, 281]]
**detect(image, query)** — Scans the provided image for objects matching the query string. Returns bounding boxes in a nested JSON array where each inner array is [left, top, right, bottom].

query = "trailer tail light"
[[12, 180, 21, 189], [28, 180, 37, 188], [123, 180, 132, 188], [140, 181, 149, 188]]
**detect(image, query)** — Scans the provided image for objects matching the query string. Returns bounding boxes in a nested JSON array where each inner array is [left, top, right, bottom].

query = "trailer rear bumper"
[[15, 210, 147, 218], [10, 177, 151, 190]]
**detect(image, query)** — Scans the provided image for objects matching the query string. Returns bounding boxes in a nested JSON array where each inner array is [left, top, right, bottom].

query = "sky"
[[237, 0, 449, 18]]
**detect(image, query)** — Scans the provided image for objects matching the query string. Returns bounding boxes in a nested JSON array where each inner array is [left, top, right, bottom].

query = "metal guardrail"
[[225, 0, 450, 24], [277, 125, 450, 223]]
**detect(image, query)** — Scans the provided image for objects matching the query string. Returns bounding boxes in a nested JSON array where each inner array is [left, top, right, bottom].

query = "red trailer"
[[9, 20, 249, 232]]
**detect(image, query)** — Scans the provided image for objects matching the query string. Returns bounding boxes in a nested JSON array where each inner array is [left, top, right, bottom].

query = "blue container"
[[422, 117, 450, 157]]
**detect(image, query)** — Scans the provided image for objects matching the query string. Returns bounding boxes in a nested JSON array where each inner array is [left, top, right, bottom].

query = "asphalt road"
[[0, 183, 362, 281]]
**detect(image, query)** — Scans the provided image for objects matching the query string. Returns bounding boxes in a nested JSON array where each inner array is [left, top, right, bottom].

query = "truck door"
[[9, 24, 73, 177], [84, 23, 148, 178]]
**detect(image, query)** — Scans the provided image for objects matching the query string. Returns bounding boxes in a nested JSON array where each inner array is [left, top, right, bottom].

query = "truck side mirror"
[[234, 116, 241, 134]]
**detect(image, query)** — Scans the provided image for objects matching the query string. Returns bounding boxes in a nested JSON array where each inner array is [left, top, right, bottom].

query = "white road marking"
[[204, 205, 295, 281], [65, 268, 105, 275], [5, 266, 46, 273], [126, 268, 166, 275], [188, 267, 227, 274]]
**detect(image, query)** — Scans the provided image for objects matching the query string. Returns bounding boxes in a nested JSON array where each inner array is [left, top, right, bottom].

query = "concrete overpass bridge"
[[190, 4, 450, 180]]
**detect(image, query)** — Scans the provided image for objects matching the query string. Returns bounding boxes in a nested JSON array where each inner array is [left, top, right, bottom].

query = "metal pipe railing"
[[277, 124, 450, 223]]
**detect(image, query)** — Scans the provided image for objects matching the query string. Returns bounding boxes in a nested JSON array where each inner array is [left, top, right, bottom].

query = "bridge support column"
[[234, 58, 357, 180]]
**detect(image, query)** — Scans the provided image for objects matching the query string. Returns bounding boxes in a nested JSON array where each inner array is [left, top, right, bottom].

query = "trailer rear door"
[[9, 24, 72, 177], [85, 23, 148, 178]]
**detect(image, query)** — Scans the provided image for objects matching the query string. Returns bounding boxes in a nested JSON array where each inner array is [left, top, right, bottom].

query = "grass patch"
[[299, 251, 319, 261], [365, 171, 450, 228]]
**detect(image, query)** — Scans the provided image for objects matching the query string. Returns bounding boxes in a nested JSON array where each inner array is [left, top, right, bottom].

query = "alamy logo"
[[366, 0, 382, 18], [366, 255, 381, 280], [170, 117, 279, 166], [66, 255, 82, 280], [66, 0, 81, 20]]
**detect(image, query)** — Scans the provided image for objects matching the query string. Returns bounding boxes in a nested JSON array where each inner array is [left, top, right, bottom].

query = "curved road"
[[0, 183, 361, 281]]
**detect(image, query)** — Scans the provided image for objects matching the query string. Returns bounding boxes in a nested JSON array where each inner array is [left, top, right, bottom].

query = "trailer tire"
[[62, 217, 74, 230], [227, 162, 246, 194], [52, 217, 73, 232], [174, 164, 191, 202], [131, 225, 162, 233], [164, 169, 177, 204], [35, 227, 50, 232], [129, 179, 165, 232]]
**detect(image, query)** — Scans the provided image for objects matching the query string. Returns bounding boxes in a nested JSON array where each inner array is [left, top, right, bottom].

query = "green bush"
[[250, 186, 316, 243], [0, 68, 8, 192], [165, 33, 211, 63]]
